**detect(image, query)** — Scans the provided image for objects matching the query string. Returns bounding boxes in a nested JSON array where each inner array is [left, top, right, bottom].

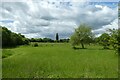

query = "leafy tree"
[[22, 38, 30, 45], [118, 29, 120, 55], [0, 27, 2, 48], [36, 38, 43, 42], [42, 38, 53, 42], [60, 38, 69, 43], [108, 28, 120, 55], [30, 38, 36, 42], [98, 33, 110, 49], [29, 38, 54, 42], [2, 27, 12, 47], [70, 33, 80, 48], [70, 24, 93, 49], [108, 29, 118, 49], [1, 26, 29, 47]]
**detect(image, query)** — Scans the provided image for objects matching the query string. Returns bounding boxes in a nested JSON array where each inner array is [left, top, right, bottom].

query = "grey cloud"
[[1, 2, 29, 16], [40, 15, 57, 21], [0, 1, 118, 39], [75, 5, 117, 29]]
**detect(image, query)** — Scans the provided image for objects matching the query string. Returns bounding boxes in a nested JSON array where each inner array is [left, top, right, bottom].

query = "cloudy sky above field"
[[0, 0, 119, 39]]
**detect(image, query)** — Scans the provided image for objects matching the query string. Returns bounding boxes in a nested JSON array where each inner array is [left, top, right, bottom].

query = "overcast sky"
[[0, 0, 119, 39]]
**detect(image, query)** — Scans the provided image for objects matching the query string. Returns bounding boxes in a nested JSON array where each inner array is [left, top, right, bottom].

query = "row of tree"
[[96, 29, 120, 50], [1, 24, 120, 55], [29, 38, 69, 43], [1, 26, 29, 47], [1, 26, 70, 48], [70, 24, 120, 55], [95, 28, 120, 55], [29, 33, 69, 43]]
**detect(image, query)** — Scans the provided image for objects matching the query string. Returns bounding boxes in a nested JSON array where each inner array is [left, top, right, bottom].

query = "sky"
[[0, 0, 119, 39]]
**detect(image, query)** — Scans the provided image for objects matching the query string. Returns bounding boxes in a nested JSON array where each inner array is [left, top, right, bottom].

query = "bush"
[[33, 43, 38, 47]]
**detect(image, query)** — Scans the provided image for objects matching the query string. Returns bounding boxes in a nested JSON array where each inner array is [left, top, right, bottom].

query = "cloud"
[[0, 19, 14, 23], [0, 1, 118, 39], [92, 18, 118, 37]]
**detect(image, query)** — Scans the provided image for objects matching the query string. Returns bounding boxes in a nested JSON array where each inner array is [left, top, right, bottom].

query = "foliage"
[[98, 33, 110, 49], [70, 32, 80, 47], [70, 24, 93, 49], [29, 38, 69, 43], [56, 33, 59, 42], [42, 38, 54, 42], [118, 29, 120, 55], [96, 28, 120, 55], [59, 38, 69, 43], [33, 43, 39, 47], [1, 26, 29, 47], [108, 29, 120, 55]]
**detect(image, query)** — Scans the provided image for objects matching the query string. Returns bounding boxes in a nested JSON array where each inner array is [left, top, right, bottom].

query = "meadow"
[[2, 43, 118, 78]]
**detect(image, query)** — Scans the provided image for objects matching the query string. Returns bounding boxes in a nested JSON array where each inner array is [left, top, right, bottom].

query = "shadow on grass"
[[72, 47, 87, 50], [72, 46, 115, 51], [99, 48, 115, 50]]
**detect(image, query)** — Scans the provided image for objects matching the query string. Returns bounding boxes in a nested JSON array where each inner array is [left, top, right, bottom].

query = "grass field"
[[2, 43, 118, 78]]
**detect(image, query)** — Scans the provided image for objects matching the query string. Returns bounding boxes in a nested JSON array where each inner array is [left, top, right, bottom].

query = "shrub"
[[33, 43, 38, 47]]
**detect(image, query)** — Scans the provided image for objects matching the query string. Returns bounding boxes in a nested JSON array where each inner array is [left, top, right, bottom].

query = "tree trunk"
[[81, 42, 84, 49]]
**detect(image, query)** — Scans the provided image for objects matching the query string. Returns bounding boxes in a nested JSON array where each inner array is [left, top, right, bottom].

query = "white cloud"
[[0, 1, 118, 39], [95, 5, 103, 9]]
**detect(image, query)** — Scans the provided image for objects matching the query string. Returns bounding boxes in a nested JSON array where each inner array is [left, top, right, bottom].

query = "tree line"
[[70, 24, 120, 55], [1, 26, 29, 47], [1, 26, 69, 48], [1, 24, 120, 55], [95, 28, 120, 55], [29, 37, 69, 43], [29, 33, 69, 43]]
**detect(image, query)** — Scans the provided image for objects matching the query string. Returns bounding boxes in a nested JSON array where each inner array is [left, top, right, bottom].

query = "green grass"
[[2, 43, 118, 78], [2, 49, 13, 58]]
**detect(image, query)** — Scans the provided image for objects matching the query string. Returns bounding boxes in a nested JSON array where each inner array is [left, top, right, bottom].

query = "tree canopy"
[[1, 26, 29, 47], [96, 28, 120, 55], [70, 24, 93, 49], [98, 33, 110, 49]]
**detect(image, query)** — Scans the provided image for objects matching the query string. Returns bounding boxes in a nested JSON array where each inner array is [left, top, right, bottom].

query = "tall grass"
[[2, 43, 118, 78]]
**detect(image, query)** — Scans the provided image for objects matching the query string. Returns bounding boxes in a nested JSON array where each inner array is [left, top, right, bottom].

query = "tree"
[[2, 27, 12, 47], [118, 29, 120, 55], [98, 33, 110, 49], [70, 24, 93, 49], [56, 33, 59, 42], [70, 32, 80, 48], [108, 29, 118, 49], [1, 26, 29, 47], [0, 26, 2, 48], [36, 38, 43, 42], [29, 38, 54, 42], [30, 38, 36, 42], [108, 28, 120, 55], [59, 38, 70, 43]]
